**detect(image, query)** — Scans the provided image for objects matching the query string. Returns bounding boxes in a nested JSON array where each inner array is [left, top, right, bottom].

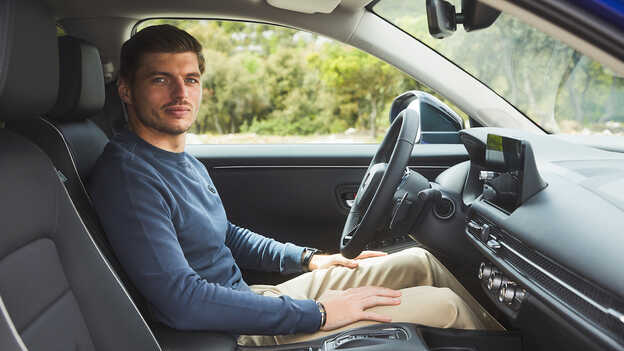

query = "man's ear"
[[118, 79, 133, 105]]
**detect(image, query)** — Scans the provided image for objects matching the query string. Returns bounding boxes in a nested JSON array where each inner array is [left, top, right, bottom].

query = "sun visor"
[[266, 0, 341, 14]]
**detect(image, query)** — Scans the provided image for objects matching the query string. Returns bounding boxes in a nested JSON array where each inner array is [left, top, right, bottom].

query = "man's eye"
[[153, 77, 166, 83], [186, 78, 200, 84]]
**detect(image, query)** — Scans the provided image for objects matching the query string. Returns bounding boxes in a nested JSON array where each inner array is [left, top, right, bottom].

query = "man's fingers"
[[354, 286, 402, 298], [359, 311, 393, 323], [320, 286, 402, 331], [361, 296, 401, 309], [335, 257, 358, 268], [354, 250, 387, 260]]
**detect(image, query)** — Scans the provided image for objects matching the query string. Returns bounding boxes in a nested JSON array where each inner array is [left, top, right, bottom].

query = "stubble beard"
[[132, 104, 195, 136]]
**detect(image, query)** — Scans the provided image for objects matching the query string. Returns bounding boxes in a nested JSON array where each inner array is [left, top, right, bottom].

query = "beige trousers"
[[239, 247, 502, 346]]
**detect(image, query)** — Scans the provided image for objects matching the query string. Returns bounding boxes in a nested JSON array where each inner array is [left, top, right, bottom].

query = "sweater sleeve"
[[89, 160, 321, 334], [225, 223, 306, 274]]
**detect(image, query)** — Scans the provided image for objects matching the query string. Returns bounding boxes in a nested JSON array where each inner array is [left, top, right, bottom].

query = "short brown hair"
[[119, 24, 205, 83]]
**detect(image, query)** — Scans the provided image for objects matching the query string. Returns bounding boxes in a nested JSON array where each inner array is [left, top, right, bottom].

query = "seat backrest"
[[0, 1, 162, 350], [7, 35, 151, 320], [7, 26, 238, 351]]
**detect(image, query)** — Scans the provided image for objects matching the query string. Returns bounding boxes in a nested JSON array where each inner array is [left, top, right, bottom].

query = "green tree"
[[320, 46, 405, 138]]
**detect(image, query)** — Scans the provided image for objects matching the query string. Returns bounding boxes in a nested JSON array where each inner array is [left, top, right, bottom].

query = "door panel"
[[189, 143, 468, 283], [189, 143, 468, 250], [210, 167, 364, 250]]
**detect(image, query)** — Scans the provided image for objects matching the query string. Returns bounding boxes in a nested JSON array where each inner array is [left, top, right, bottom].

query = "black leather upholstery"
[[6, 14, 237, 351], [91, 81, 128, 137], [48, 36, 105, 123], [0, 130, 163, 351], [6, 33, 154, 321], [0, 0, 163, 349], [6, 34, 145, 317], [0, 296, 26, 351], [0, 0, 58, 121]]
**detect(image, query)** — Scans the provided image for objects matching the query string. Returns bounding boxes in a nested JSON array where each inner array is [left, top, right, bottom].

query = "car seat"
[[0, 0, 235, 350]]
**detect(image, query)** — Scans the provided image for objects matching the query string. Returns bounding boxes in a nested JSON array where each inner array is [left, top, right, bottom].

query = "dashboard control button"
[[499, 283, 526, 305], [480, 223, 491, 242], [478, 262, 498, 280], [467, 220, 482, 231], [479, 171, 499, 181], [487, 273, 509, 291], [487, 239, 501, 250], [498, 283, 515, 303]]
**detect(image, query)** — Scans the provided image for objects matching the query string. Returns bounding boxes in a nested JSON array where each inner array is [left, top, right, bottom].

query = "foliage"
[[374, 0, 624, 134], [136, 19, 465, 137]]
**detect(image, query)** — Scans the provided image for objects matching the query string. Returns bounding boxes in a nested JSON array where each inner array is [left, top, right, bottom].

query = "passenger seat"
[[0, 0, 235, 351], [6, 18, 236, 351], [0, 0, 163, 349], [7, 35, 148, 318]]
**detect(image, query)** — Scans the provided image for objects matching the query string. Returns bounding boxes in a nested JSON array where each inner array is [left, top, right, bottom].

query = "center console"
[[238, 323, 522, 351]]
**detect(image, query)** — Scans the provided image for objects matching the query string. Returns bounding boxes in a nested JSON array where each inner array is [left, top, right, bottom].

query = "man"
[[88, 25, 495, 346]]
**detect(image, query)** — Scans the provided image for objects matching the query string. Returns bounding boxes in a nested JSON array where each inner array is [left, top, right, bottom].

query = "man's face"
[[119, 52, 202, 136]]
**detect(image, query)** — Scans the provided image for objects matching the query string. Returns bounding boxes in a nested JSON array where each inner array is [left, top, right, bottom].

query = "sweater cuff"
[[281, 243, 306, 274], [297, 299, 323, 333]]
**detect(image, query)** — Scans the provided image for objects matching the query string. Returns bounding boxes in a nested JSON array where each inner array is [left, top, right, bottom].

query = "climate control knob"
[[498, 283, 526, 304], [478, 262, 498, 280], [487, 273, 509, 291]]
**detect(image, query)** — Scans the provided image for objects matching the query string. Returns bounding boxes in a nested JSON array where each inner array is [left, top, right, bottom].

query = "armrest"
[[152, 323, 237, 351]]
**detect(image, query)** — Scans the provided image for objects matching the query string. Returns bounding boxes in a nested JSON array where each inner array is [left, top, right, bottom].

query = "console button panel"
[[478, 262, 525, 312]]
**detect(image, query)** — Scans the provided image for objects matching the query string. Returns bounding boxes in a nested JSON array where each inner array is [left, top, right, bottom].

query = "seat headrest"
[[47, 36, 105, 122], [0, 0, 58, 122]]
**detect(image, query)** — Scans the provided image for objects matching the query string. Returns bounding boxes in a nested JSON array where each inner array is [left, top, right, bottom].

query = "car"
[[0, 0, 623, 350]]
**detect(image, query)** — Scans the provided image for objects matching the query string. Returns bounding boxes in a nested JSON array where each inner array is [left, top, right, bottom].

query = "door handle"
[[336, 185, 359, 212]]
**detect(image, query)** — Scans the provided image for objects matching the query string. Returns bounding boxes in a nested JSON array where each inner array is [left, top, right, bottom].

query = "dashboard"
[[438, 127, 624, 351]]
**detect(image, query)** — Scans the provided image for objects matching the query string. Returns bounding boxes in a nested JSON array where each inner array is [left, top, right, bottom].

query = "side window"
[[136, 19, 467, 144]]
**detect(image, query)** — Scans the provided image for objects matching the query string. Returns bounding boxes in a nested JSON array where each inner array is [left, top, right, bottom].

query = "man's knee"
[[391, 248, 435, 276], [434, 287, 479, 329]]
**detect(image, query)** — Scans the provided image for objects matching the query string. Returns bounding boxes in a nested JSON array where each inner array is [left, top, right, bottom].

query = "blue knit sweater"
[[88, 129, 321, 335]]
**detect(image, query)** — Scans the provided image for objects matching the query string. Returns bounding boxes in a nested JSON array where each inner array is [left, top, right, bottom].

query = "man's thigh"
[[242, 248, 503, 346], [240, 285, 484, 346], [272, 247, 437, 300]]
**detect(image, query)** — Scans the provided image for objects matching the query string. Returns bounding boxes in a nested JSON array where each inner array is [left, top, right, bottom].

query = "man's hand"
[[317, 286, 401, 331], [308, 251, 387, 271]]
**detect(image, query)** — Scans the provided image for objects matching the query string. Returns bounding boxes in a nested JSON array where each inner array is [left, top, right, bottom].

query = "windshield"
[[374, 0, 624, 136]]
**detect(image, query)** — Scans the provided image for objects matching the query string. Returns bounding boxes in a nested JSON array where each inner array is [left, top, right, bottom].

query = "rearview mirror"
[[462, 0, 501, 31], [389, 91, 464, 144], [426, 0, 457, 39], [426, 0, 501, 39]]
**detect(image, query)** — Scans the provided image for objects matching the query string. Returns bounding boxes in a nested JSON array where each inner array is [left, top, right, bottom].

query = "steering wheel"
[[340, 101, 422, 258]]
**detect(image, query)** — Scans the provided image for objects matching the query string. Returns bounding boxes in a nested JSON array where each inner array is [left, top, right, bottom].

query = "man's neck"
[[128, 119, 186, 153]]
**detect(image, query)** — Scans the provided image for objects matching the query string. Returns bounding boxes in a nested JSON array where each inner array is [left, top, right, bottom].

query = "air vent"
[[433, 197, 455, 220], [466, 212, 624, 344]]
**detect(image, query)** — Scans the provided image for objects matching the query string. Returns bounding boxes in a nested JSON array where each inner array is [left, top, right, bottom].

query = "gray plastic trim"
[[498, 240, 624, 326]]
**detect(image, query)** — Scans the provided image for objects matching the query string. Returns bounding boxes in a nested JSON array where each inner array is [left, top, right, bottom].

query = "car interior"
[[1, 0, 623, 350]]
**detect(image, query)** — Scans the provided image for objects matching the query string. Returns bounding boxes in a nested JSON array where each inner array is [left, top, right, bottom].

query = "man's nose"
[[170, 78, 189, 99]]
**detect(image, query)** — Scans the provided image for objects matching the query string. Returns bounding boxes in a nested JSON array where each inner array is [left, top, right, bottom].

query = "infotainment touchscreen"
[[470, 133, 546, 213], [485, 134, 524, 172], [484, 134, 525, 211]]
